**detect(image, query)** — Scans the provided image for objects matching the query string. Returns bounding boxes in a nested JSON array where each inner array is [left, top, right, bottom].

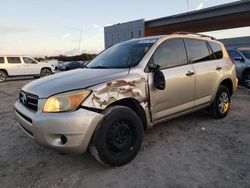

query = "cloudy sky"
[[0, 0, 248, 57]]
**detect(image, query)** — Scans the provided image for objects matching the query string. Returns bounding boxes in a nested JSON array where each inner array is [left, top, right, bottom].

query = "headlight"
[[43, 89, 91, 112]]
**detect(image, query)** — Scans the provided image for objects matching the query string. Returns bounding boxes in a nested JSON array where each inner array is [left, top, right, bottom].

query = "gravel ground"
[[0, 79, 250, 188]]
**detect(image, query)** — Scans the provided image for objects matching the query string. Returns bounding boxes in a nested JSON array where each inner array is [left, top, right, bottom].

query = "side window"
[[151, 39, 188, 69], [209, 42, 223, 59], [0, 57, 4, 64], [23, 57, 37, 64], [7, 57, 21, 64], [186, 39, 213, 63], [228, 50, 242, 59]]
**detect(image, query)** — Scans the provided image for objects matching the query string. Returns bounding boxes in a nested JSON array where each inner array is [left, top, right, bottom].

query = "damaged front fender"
[[82, 76, 149, 110]]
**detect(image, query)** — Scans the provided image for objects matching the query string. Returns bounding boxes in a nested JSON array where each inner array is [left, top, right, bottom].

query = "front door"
[[148, 38, 195, 123], [22, 57, 40, 75]]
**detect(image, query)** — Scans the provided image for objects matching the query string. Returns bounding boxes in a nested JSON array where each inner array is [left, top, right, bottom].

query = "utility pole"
[[187, 0, 189, 12], [78, 30, 82, 55]]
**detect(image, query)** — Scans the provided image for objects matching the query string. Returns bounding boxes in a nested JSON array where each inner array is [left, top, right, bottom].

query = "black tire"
[[90, 106, 144, 167], [0, 70, 7, 82], [209, 85, 231, 119], [243, 71, 250, 89], [40, 68, 52, 77]]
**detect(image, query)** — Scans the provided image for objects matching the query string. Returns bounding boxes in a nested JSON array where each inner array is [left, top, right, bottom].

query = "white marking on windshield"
[[138, 39, 156, 44]]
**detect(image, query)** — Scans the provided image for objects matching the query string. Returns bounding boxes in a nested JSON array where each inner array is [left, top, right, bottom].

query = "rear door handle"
[[186, 71, 195, 76], [216, 66, 222, 70]]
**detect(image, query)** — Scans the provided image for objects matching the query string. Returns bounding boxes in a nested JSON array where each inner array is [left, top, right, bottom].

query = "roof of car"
[[129, 32, 217, 43]]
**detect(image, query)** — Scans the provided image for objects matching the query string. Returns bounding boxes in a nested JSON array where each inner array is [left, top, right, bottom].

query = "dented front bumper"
[[14, 100, 103, 154]]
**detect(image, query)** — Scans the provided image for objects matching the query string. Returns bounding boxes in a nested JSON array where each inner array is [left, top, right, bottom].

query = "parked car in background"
[[55, 61, 64, 70], [80, 61, 89, 68], [58, 61, 82, 71], [227, 48, 250, 88], [14, 33, 237, 166], [0, 56, 55, 82]]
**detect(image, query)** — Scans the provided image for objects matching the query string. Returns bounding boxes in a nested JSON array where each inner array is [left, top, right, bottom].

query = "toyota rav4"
[[14, 33, 237, 166]]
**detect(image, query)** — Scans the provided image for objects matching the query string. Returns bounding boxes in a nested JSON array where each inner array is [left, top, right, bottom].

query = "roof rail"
[[173, 31, 216, 40]]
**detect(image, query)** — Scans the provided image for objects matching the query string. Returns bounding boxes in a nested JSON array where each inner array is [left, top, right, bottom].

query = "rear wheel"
[[209, 85, 231, 119], [40, 68, 52, 77], [90, 106, 143, 167], [0, 71, 7, 82], [243, 71, 250, 89]]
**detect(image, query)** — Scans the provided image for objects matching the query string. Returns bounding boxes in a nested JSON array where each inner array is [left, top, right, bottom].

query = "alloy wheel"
[[218, 91, 229, 114], [0, 72, 6, 82]]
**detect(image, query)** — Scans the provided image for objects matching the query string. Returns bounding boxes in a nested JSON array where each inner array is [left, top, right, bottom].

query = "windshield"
[[240, 49, 250, 59], [63, 62, 71, 66], [87, 39, 156, 69]]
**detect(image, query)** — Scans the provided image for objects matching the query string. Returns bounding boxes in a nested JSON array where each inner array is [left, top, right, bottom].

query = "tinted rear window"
[[0, 57, 4, 64], [7, 57, 21, 64], [209, 42, 223, 59], [186, 39, 213, 63]]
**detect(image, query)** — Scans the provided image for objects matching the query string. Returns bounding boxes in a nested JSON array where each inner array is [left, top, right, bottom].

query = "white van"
[[0, 56, 55, 82]]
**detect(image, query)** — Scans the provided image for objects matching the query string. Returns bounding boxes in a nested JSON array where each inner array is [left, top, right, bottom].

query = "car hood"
[[38, 62, 53, 66], [22, 68, 129, 98]]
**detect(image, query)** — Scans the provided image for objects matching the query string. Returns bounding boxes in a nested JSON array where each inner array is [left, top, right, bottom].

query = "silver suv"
[[14, 33, 237, 166], [227, 48, 250, 88]]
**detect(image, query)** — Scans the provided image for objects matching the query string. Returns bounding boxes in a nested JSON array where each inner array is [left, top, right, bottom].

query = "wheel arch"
[[106, 98, 147, 130], [0, 69, 8, 76], [219, 78, 233, 96], [41, 67, 52, 72]]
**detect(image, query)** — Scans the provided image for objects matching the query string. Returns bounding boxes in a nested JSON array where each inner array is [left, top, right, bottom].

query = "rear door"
[[6, 57, 26, 76], [149, 38, 195, 122], [185, 39, 224, 106]]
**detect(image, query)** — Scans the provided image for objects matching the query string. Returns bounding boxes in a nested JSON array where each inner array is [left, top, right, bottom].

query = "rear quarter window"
[[7, 57, 21, 64], [185, 39, 213, 63], [208, 42, 223, 59], [0, 57, 4, 64]]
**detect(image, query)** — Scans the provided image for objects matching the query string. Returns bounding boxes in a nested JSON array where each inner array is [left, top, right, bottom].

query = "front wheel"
[[40, 68, 52, 77], [209, 85, 231, 119], [90, 106, 144, 167]]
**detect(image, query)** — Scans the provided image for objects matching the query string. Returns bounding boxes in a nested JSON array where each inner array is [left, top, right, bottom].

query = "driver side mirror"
[[148, 63, 165, 90]]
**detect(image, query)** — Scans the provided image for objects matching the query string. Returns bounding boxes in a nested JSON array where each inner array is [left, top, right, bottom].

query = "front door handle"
[[186, 71, 195, 76], [216, 66, 222, 71]]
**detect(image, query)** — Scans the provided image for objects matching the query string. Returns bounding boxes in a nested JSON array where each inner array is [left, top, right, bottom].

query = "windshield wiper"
[[87, 66, 109, 69]]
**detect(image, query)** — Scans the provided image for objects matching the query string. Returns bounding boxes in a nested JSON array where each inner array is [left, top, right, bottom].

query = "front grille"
[[19, 91, 39, 111]]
